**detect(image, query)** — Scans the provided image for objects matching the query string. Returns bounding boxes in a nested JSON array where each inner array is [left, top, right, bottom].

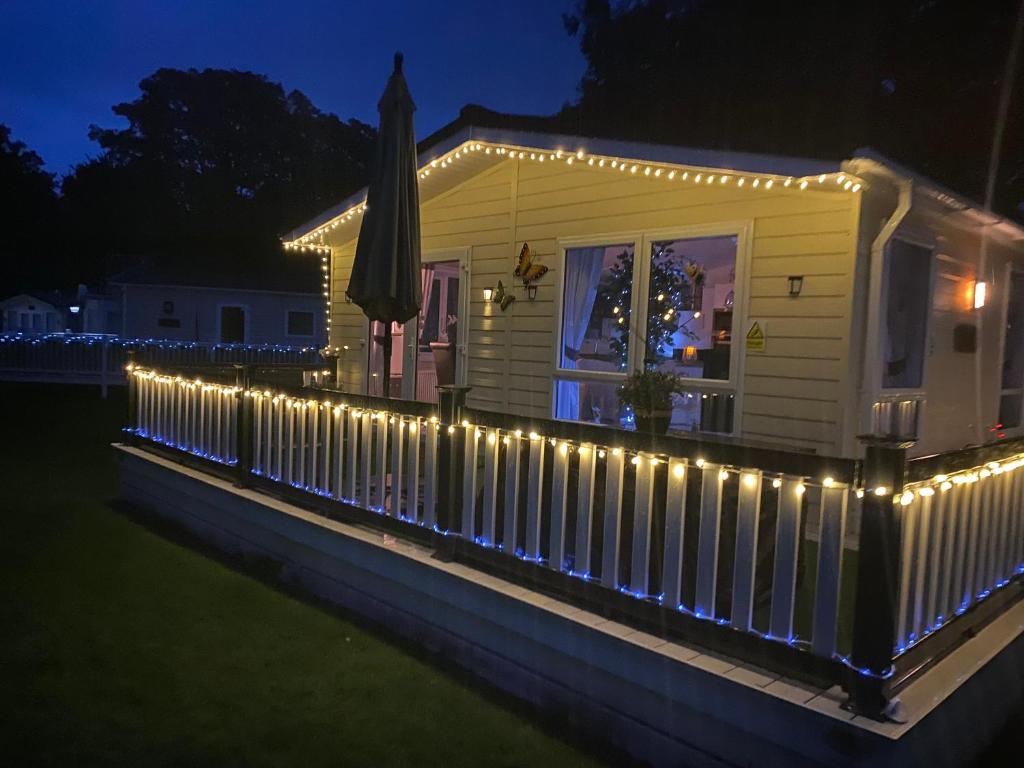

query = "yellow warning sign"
[[746, 321, 766, 352]]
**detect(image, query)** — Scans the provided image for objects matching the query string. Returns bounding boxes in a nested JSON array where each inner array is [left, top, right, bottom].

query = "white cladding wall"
[[328, 157, 861, 454], [888, 203, 1024, 457], [121, 285, 325, 346]]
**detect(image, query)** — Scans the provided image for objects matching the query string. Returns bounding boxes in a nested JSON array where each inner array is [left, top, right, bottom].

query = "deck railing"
[[883, 440, 1024, 689], [123, 364, 1024, 721], [0, 333, 324, 394]]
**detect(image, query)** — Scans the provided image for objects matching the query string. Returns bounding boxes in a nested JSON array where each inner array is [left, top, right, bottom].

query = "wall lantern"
[[69, 305, 81, 314], [788, 275, 804, 296], [526, 284, 539, 301], [973, 280, 987, 309], [483, 287, 494, 302]]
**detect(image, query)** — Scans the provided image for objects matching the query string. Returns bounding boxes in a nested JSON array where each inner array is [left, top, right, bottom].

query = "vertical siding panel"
[[811, 485, 848, 657], [502, 433, 522, 552], [662, 460, 688, 609], [731, 471, 762, 632], [481, 430, 500, 544], [574, 444, 597, 577], [694, 465, 725, 618], [601, 449, 625, 588], [524, 435, 545, 559], [629, 455, 656, 596]]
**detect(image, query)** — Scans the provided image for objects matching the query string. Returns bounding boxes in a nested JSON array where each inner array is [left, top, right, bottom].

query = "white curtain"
[[557, 247, 606, 420], [418, 264, 435, 342]]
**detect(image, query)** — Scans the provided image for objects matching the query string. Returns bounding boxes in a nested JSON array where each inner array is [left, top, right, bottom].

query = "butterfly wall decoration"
[[515, 242, 549, 286], [492, 280, 516, 311]]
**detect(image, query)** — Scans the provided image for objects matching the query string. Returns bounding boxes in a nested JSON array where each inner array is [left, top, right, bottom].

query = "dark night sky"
[[0, 0, 584, 174]]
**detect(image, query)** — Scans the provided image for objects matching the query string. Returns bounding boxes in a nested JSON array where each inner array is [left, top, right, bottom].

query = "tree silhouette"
[[0, 124, 58, 294], [60, 68, 375, 288], [563, 0, 1024, 222]]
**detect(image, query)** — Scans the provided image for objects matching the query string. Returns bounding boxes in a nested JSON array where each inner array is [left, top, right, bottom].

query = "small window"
[[287, 310, 315, 336], [882, 240, 932, 389], [157, 317, 181, 328]]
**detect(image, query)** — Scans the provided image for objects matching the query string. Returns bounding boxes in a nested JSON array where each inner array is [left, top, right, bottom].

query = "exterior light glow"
[[974, 281, 987, 309]]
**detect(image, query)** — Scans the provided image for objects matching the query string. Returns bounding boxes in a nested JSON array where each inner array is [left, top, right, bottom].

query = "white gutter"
[[857, 163, 913, 439]]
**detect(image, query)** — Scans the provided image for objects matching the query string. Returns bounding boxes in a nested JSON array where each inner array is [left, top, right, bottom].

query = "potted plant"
[[616, 370, 684, 434]]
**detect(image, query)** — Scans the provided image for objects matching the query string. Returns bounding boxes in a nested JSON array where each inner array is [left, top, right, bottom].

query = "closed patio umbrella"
[[346, 52, 422, 398]]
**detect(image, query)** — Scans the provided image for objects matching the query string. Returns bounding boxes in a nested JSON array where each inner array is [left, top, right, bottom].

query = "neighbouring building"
[[109, 265, 326, 347], [1, 292, 66, 333]]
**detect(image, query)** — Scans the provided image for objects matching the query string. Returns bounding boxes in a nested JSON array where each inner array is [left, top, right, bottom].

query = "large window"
[[882, 239, 932, 390], [554, 232, 741, 434], [999, 271, 1024, 428]]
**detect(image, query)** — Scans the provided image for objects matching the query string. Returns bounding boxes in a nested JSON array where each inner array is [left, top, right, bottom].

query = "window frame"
[[552, 232, 644, 384], [878, 235, 936, 396], [552, 222, 752, 432]]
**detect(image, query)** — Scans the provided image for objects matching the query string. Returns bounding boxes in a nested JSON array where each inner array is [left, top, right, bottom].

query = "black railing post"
[[847, 435, 911, 719], [235, 364, 253, 486], [125, 350, 139, 444], [435, 385, 471, 538]]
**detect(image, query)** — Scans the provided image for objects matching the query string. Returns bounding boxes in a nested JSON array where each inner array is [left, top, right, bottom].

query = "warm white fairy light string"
[[321, 251, 331, 345], [283, 140, 864, 251], [129, 366, 1024, 517], [129, 367, 848, 498], [893, 454, 1024, 507], [282, 138, 866, 365]]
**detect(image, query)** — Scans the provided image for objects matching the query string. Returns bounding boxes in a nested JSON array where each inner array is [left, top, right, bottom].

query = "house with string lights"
[[120, 106, 1024, 763], [284, 106, 1024, 459]]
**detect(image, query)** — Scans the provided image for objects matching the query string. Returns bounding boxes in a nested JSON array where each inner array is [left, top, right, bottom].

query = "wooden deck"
[[116, 443, 1024, 767]]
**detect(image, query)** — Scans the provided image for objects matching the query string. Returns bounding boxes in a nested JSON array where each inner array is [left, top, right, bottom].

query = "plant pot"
[[634, 409, 673, 435]]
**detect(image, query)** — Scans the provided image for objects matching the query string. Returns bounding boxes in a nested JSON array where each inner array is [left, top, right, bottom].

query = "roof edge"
[[283, 105, 842, 242], [849, 148, 1024, 241]]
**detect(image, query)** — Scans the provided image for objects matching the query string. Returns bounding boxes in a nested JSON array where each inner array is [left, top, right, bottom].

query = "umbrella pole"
[[382, 322, 392, 399]]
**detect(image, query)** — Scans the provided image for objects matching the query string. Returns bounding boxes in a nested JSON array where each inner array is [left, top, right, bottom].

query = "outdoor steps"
[[116, 444, 1024, 768]]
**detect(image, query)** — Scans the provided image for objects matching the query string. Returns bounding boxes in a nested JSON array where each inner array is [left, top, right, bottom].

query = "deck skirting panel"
[[116, 444, 1023, 768]]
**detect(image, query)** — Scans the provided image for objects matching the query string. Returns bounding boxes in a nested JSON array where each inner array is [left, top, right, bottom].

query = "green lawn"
[[0, 384, 604, 767]]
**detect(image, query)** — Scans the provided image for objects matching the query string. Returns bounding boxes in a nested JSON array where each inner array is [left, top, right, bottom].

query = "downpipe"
[[857, 169, 912, 441]]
